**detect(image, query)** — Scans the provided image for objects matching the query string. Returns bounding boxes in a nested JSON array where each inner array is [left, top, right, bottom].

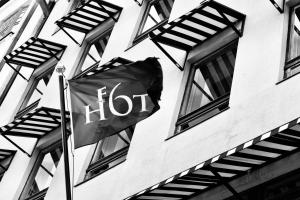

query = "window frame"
[[73, 27, 113, 76], [83, 127, 134, 181], [132, 0, 173, 45], [174, 40, 238, 135], [16, 58, 58, 112], [19, 139, 62, 200], [285, 3, 300, 78]]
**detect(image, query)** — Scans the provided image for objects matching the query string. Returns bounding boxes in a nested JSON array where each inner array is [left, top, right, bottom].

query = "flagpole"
[[58, 71, 72, 200]]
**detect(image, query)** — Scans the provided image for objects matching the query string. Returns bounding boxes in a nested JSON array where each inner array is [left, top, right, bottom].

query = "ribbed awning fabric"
[[56, 0, 122, 34], [3, 37, 66, 69], [72, 57, 133, 79], [0, 149, 15, 163], [124, 118, 300, 200], [0, 149, 16, 179], [0, 107, 70, 139], [150, 0, 246, 51]]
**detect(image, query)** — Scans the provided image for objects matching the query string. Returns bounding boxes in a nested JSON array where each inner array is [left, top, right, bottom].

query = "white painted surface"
[[0, 0, 299, 200]]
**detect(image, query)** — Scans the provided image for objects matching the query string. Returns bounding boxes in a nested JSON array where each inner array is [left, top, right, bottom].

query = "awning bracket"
[[269, 0, 284, 14], [0, 134, 31, 157], [96, 2, 118, 22], [208, 166, 244, 200], [0, 163, 7, 171], [57, 24, 82, 46], [0, 31, 14, 42], [39, 40, 61, 61], [150, 33, 185, 71], [5, 62, 43, 95], [216, 9, 243, 37], [5, 62, 29, 82], [133, 0, 142, 6]]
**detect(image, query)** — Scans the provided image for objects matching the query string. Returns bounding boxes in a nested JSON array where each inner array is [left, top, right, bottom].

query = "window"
[[85, 127, 133, 180], [133, 0, 174, 44], [22, 142, 62, 200], [0, 151, 15, 182], [21, 66, 54, 108], [18, 64, 56, 111], [176, 41, 238, 134], [0, 0, 10, 8], [285, 4, 300, 78], [79, 29, 112, 72]]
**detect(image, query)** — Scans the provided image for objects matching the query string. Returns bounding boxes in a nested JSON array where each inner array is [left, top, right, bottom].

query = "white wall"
[[0, 0, 299, 200]]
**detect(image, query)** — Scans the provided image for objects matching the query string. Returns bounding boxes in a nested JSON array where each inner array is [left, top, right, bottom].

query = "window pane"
[[91, 130, 131, 164], [26, 145, 62, 198], [81, 30, 112, 71], [85, 128, 133, 179], [138, 0, 174, 35], [285, 6, 300, 77], [288, 7, 300, 61], [184, 46, 236, 115], [177, 43, 237, 133]]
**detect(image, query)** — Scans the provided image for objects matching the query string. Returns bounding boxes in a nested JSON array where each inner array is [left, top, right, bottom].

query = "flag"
[[69, 57, 163, 148]]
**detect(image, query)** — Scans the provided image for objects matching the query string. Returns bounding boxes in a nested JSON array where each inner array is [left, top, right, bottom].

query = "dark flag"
[[69, 57, 163, 148]]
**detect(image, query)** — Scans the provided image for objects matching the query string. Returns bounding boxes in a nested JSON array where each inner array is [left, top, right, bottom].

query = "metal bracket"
[[57, 24, 82, 46], [149, 33, 186, 71], [0, 134, 31, 157], [39, 40, 60, 61], [0, 163, 7, 171], [97, 2, 118, 22], [133, 0, 142, 6], [5, 62, 43, 95], [269, 0, 284, 14], [216, 9, 243, 37], [208, 166, 244, 200], [0, 32, 14, 42]]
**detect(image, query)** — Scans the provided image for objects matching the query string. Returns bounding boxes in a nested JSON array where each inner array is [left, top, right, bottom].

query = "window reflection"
[[26, 145, 62, 199]]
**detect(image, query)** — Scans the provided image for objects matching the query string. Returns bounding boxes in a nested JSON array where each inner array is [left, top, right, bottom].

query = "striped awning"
[[4, 37, 66, 69], [0, 107, 70, 139], [149, 0, 245, 70], [72, 57, 133, 79], [56, 0, 122, 34], [150, 0, 246, 51], [124, 118, 300, 200]]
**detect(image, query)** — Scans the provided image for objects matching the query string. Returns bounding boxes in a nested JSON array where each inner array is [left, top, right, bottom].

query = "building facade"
[[0, 0, 300, 200]]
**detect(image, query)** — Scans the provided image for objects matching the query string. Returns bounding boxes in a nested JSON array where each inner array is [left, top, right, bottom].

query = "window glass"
[[134, 0, 174, 43], [286, 5, 300, 77], [80, 29, 112, 71], [0, 5, 28, 40], [288, 6, 300, 62], [85, 128, 133, 179], [25, 145, 62, 199], [176, 42, 237, 134], [185, 47, 236, 114], [26, 67, 55, 106]]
